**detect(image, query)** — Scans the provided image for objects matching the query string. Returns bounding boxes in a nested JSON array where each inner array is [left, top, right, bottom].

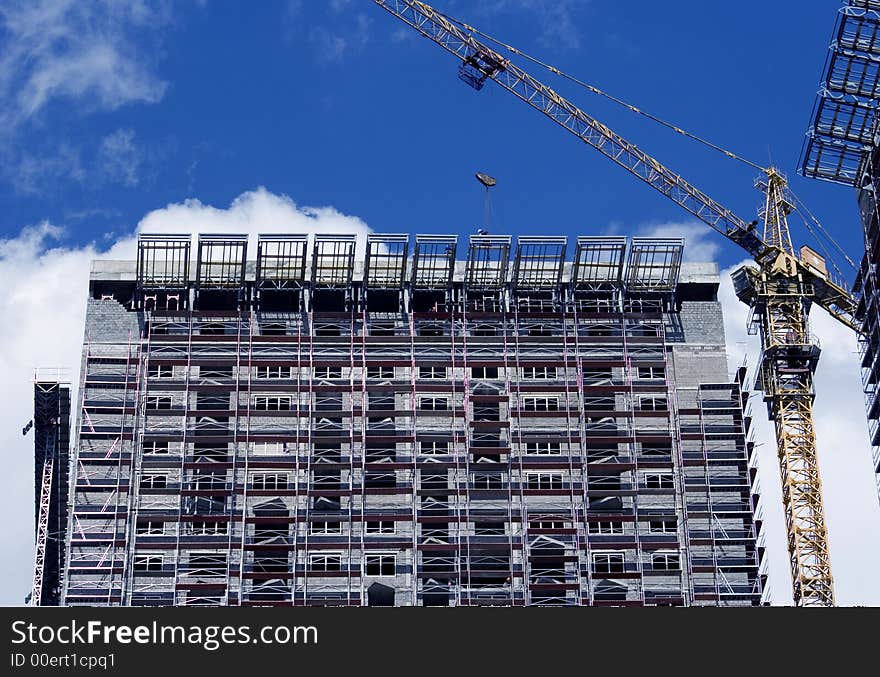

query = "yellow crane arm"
[[374, 1, 761, 250], [373, 0, 859, 331]]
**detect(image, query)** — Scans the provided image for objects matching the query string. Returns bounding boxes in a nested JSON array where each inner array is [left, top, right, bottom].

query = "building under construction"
[[59, 232, 762, 606]]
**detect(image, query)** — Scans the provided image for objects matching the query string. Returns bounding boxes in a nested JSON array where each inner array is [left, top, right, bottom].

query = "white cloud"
[[0, 1, 171, 131], [329, 0, 353, 13], [10, 143, 85, 195], [718, 261, 880, 605], [308, 13, 371, 64], [468, 0, 589, 50], [98, 129, 142, 188], [637, 221, 720, 263], [0, 1, 179, 194], [0, 188, 372, 606], [137, 187, 372, 253]]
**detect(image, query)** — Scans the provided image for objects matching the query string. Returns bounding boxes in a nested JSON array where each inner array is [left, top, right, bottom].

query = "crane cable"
[[439, 8, 859, 280], [791, 193, 858, 272], [441, 11, 767, 172]]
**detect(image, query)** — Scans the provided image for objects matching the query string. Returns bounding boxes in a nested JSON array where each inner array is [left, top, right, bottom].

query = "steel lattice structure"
[[31, 379, 71, 606]]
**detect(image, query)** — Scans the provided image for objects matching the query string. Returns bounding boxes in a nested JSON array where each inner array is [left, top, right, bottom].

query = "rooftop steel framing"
[[512, 236, 567, 289], [137, 234, 191, 287], [312, 234, 357, 287], [412, 235, 457, 288], [466, 235, 511, 288], [129, 232, 690, 301], [365, 234, 409, 288], [195, 234, 248, 289], [572, 237, 627, 289], [256, 235, 309, 289], [625, 238, 684, 292], [801, 1, 880, 185]]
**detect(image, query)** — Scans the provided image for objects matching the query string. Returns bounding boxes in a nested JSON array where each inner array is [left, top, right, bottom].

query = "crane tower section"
[[31, 377, 71, 607]]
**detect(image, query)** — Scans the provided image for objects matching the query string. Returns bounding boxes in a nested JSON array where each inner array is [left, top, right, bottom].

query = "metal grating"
[[137, 234, 191, 288], [512, 236, 567, 289], [466, 235, 511, 288], [572, 236, 627, 288], [364, 234, 409, 288], [256, 235, 308, 289], [312, 234, 356, 286], [412, 235, 458, 287], [801, 1, 880, 185], [196, 234, 248, 288], [625, 238, 683, 292]]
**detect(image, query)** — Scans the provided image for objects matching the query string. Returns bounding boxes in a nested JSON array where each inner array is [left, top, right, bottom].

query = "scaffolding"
[[625, 238, 684, 293], [137, 235, 191, 311], [61, 232, 761, 606]]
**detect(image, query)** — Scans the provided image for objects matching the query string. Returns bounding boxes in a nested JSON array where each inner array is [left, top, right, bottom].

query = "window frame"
[[471, 365, 500, 379], [251, 471, 289, 491], [591, 551, 626, 574], [366, 366, 395, 380], [365, 521, 395, 535], [310, 520, 344, 535], [523, 441, 562, 456], [140, 472, 168, 490], [419, 366, 447, 380], [588, 521, 625, 535], [651, 551, 681, 571], [308, 552, 343, 572], [522, 396, 559, 412], [136, 521, 165, 536], [255, 365, 294, 380], [526, 471, 564, 491], [644, 472, 675, 490], [419, 440, 450, 456], [521, 366, 557, 380], [418, 396, 449, 411], [186, 520, 228, 536], [253, 395, 294, 411], [639, 395, 668, 412], [648, 519, 677, 535], [637, 366, 666, 381], [133, 554, 164, 572], [313, 366, 343, 380], [145, 395, 173, 410], [364, 552, 397, 577], [147, 364, 174, 379]]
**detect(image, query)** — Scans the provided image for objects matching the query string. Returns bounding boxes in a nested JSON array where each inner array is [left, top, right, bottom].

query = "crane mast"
[[374, 0, 857, 606], [31, 451, 54, 607]]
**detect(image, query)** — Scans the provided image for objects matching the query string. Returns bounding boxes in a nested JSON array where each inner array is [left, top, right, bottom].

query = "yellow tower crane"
[[373, 0, 861, 606]]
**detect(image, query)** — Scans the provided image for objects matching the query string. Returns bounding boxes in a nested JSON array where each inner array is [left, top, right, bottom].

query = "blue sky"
[[2, 1, 880, 607], [0, 0, 864, 269]]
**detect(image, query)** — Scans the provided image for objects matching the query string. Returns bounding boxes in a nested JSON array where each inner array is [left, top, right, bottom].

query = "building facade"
[[858, 145, 880, 495], [61, 232, 762, 606]]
